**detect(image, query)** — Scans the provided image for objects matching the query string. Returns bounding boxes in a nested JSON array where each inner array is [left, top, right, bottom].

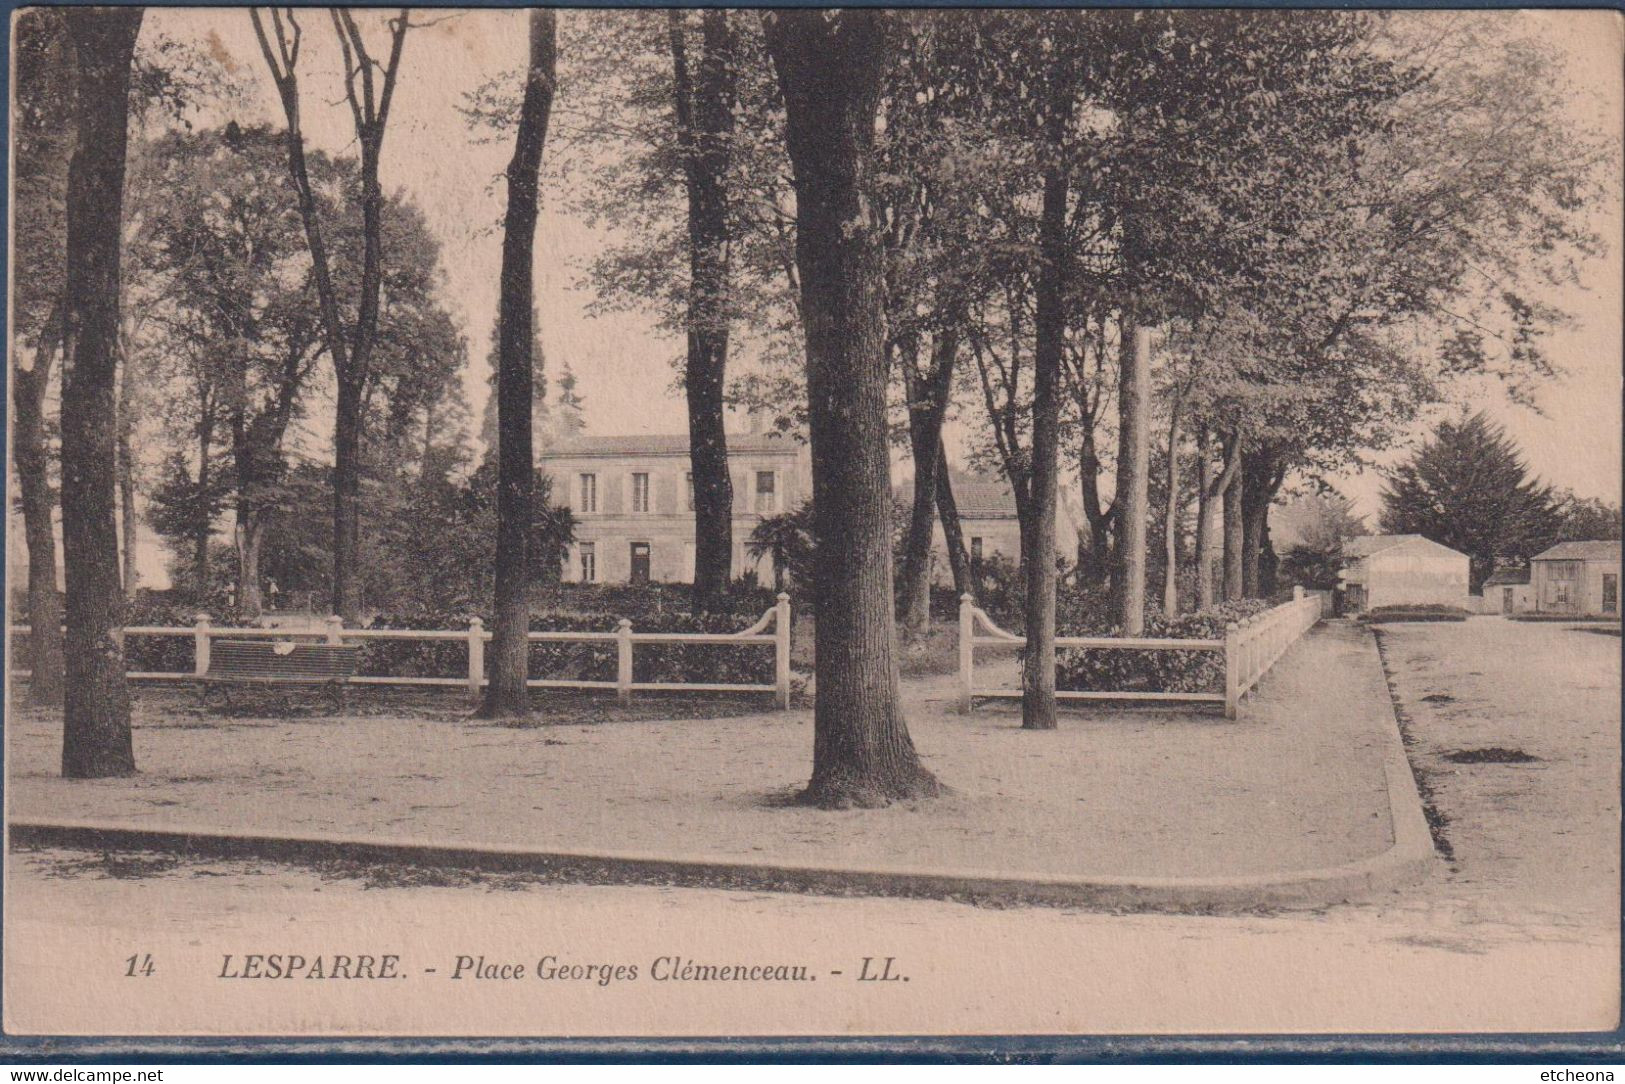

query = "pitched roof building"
[[1529, 540, 1621, 617], [1337, 534, 1470, 612]]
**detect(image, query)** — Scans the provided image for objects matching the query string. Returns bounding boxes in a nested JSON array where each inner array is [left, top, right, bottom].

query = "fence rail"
[[959, 588, 1323, 718], [10, 592, 795, 710]]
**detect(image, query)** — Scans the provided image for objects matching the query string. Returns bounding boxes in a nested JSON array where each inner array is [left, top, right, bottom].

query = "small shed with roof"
[[1530, 540, 1621, 617], [1338, 534, 1470, 613], [1478, 566, 1534, 614]]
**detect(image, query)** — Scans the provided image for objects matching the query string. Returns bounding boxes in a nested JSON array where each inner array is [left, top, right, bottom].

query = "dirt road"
[[1369, 616, 1619, 939]]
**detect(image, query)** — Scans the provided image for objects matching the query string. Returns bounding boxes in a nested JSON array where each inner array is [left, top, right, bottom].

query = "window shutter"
[[657, 470, 677, 514]]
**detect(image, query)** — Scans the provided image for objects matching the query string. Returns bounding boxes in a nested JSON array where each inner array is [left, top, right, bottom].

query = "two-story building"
[[539, 433, 810, 584]]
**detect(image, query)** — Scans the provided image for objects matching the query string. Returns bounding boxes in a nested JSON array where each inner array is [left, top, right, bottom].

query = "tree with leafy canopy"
[[747, 502, 815, 594], [134, 127, 462, 618], [1276, 492, 1368, 592], [476, 316, 586, 457], [132, 123, 324, 617], [935, 11, 1410, 713], [1188, 14, 1612, 599], [250, 6, 414, 625], [10, 8, 217, 701], [1552, 492, 1623, 543], [1380, 411, 1559, 592]]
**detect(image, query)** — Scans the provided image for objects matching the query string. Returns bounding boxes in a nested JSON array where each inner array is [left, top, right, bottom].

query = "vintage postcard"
[[4, 4, 1621, 1052]]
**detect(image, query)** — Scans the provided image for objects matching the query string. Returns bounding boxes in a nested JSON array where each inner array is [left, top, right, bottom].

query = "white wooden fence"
[[10, 592, 795, 709], [959, 588, 1323, 719]]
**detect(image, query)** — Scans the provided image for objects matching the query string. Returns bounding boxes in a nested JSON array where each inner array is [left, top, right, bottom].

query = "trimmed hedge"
[[1507, 612, 1621, 624], [1053, 599, 1274, 694], [91, 586, 784, 687], [360, 609, 777, 686], [128, 596, 257, 675], [1360, 605, 1470, 624]]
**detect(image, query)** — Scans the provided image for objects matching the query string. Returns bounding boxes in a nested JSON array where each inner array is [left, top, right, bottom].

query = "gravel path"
[[7, 623, 1397, 881]]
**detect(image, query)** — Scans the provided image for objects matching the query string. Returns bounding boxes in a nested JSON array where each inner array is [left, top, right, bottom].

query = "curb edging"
[[9, 631, 1437, 912]]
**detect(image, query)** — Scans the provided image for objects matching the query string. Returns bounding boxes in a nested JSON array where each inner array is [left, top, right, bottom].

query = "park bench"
[[197, 639, 360, 712]]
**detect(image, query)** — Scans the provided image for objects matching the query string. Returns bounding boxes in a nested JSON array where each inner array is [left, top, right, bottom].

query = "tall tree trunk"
[[1114, 314, 1151, 635], [1195, 427, 1214, 611], [191, 410, 214, 599], [229, 399, 259, 618], [1260, 515, 1279, 599], [59, 6, 141, 778], [331, 374, 364, 619], [765, 9, 936, 806], [234, 517, 266, 617], [1022, 150, 1070, 731], [1241, 450, 1271, 599], [479, 9, 556, 721], [116, 338, 139, 599], [671, 9, 736, 613], [1222, 434, 1244, 602], [1077, 428, 1113, 586], [897, 329, 958, 637], [1162, 401, 1182, 616], [1240, 449, 1284, 600], [935, 442, 970, 599], [14, 298, 66, 703], [234, 510, 264, 619]]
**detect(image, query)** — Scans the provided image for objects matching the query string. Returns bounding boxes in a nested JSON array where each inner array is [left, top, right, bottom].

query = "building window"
[[579, 542, 597, 583], [1604, 573, 1618, 615], [578, 473, 597, 514], [631, 472, 651, 514], [1544, 560, 1578, 606], [685, 472, 695, 512], [970, 537, 984, 563], [755, 470, 777, 513]]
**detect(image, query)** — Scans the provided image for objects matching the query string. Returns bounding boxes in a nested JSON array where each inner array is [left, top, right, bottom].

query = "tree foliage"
[[1380, 412, 1560, 590]]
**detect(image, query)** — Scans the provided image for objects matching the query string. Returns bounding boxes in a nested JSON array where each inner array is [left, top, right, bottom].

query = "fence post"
[[466, 617, 485, 699], [1248, 617, 1261, 695], [958, 594, 976, 713], [193, 614, 211, 678], [1224, 621, 1240, 719], [774, 593, 792, 710], [616, 618, 633, 704], [324, 614, 344, 645]]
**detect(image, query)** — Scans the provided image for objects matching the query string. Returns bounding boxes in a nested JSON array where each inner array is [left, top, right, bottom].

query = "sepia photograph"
[[3, 3, 1621, 1056]]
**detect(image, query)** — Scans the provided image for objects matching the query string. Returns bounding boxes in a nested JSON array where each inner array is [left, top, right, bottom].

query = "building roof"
[[1342, 534, 1425, 558], [1343, 534, 1470, 562], [896, 477, 1020, 520], [1532, 539, 1623, 562], [538, 432, 799, 458]]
